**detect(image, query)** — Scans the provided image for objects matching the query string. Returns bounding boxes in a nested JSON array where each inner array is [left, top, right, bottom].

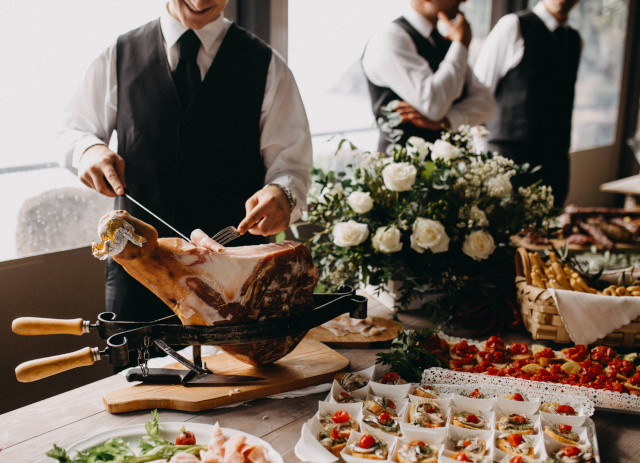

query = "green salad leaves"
[[46, 410, 207, 462]]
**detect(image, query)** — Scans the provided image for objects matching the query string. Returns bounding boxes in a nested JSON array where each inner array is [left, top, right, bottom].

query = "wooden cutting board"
[[305, 316, 402, 348], [103, 339, 348, 414]]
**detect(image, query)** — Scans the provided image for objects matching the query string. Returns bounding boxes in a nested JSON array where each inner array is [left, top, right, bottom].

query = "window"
[[0, 1, 160, 261], [287, 0, 491, 169]]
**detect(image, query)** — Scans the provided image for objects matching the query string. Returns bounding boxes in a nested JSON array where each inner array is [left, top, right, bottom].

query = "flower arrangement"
[[305, 124, 554, 328]]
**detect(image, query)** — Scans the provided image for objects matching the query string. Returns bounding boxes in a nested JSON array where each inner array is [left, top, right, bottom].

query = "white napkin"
[[549, 288, 640, 344]]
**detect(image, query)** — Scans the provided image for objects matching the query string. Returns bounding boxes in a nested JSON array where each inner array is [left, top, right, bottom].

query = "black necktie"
[[173, 30, 201, 109]]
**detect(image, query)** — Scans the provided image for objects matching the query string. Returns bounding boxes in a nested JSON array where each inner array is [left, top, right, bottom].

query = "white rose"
[[347, 191, 374, 214], [372, 226, 403, 253], [410, 218, 450, 254], [462, 230, 496, 261], [430, 139, 461, 162], [406, 136, 429, 158], [487, 174, 513, 198], [332, 220, 369, 247], [382, 162, 417, 192]]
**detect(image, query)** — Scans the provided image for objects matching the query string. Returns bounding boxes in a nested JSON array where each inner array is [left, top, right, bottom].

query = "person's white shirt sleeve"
[[362, 21, 493, 128], [473, 13, 524, 93], [59, 29, 311, 224]]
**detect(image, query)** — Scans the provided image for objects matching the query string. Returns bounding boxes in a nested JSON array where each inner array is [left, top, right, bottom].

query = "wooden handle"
[[15, 347, 100, 382], [12, 317, 88, 336]]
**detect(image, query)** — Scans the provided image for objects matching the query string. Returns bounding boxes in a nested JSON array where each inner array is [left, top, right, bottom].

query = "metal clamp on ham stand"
[[12, 286, 367, 386]]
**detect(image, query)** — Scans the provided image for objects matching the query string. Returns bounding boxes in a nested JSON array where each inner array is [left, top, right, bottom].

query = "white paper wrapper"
[[328, 381, 369, 404], [452, 393, 498, 413], [370, 380, 413, 399], [494, 431, 544, 460], [340, 430, 397, 463], [496, 395, 542, 416], [361, 412, 402, 437], [408, 393, 453, 413], [296, 417, 339, 463]]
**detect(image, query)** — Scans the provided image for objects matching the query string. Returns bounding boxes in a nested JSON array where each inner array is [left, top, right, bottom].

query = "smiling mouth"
[[183, 0, 212, 15]]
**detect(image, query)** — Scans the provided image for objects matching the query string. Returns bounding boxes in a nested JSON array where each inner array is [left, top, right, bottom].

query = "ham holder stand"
[[12, 286, 367, 386]]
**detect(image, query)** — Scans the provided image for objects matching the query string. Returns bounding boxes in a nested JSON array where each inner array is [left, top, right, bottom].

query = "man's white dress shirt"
[[59, 8, 312, 221], [361, 6, 494, 129], [474, 2, 567, 93]]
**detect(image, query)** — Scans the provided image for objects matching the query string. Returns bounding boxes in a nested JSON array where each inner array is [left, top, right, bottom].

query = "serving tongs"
[[13, 286, 367, 386]]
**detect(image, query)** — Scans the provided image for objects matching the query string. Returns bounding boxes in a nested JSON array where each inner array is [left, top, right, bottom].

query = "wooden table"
[[2, 296, 639, 463], [600, 174, 640, 209]]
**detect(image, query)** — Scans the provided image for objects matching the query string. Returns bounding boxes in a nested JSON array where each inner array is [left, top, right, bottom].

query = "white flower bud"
[[347, 191, 374, 214], [332, 220, 369, 247], [410, 218, 450, 254], [430, 139, 461, 162], [487, 174, 513, 198], [382, 162, 417, 192], [462, 230, 496, 261], [372, 226, 403, 253]]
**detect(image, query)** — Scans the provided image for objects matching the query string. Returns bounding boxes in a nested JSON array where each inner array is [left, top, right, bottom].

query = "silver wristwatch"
[[264, 183, 296, 211]]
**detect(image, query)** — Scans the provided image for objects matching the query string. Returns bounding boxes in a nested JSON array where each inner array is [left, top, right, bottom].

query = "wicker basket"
[[514, 247, 640, 348]]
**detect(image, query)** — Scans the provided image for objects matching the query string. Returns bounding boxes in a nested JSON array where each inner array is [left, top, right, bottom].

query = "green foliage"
[[376, 328, 445, 383], [305, 125, 555, 324]]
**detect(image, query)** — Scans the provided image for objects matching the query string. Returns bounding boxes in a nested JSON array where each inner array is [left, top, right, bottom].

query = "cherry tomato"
[[378, 412, 392, 425], [468, 388, 481, 398], [359, 434, 376, 449], [330, 428, 341, 440], [465, 413, 480, 424], [556, 404, 576, 415], [510, 393, 525, 401], [512, 415, 527, 424], [461, 440, 472, 447], [387, 399, 397, 409], [331, 410, 350, 423], [563, 446, 581, 457], [380, 372, 400, 384], [507, 433, 524, 447], [410, 440, 426, 447], [559, 424, 573, 433], [454, 451, 471, 461], [175, 428, 196, 445], [510, 457, 524, 463]]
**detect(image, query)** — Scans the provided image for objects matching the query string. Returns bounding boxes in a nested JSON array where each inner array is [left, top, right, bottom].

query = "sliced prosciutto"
[[92, 210, 318, 366]]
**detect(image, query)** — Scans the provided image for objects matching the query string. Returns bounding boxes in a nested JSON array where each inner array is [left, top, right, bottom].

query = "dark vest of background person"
[[486, 10, 581, 207], [366, 17, 453, 153], [107, 19, 271, 323]]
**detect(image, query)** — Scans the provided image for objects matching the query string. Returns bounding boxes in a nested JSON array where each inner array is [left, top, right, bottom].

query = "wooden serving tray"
[[305, 316, 402, 348], [103, 339, 348, 413]]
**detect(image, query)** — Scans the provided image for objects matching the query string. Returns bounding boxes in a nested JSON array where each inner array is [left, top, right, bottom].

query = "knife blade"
[[123, 189, 192, 242], [125, 367, 264, 386], [152, 339, 265, 385]]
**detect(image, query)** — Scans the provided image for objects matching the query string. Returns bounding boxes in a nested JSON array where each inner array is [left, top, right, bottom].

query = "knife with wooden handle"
[[12, 317, 90, 336], [15, 347, 101, 382]]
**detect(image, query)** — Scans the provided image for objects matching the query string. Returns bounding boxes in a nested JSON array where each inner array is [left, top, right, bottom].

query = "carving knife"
[[123, 189, 192, 242]]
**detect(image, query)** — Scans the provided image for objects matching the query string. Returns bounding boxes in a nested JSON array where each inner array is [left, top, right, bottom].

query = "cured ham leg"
[[92, 210, 318, 366]]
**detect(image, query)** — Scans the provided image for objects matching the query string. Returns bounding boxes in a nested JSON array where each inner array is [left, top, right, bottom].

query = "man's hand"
[[190, 228, 225, 253], [77, 144, 126, 196], [438, 11, 472, 49], [394, 101, 446, 130], [237, 185, 291, 237]]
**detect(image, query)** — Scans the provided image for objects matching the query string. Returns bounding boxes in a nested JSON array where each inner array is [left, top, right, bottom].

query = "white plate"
[[64, 422, 283, 463]]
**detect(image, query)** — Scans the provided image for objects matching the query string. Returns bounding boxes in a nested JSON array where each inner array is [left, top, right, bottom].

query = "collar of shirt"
[[533, 1, 564, 32], [160, 6, 231, 74], [404, 6, 436, 39]]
